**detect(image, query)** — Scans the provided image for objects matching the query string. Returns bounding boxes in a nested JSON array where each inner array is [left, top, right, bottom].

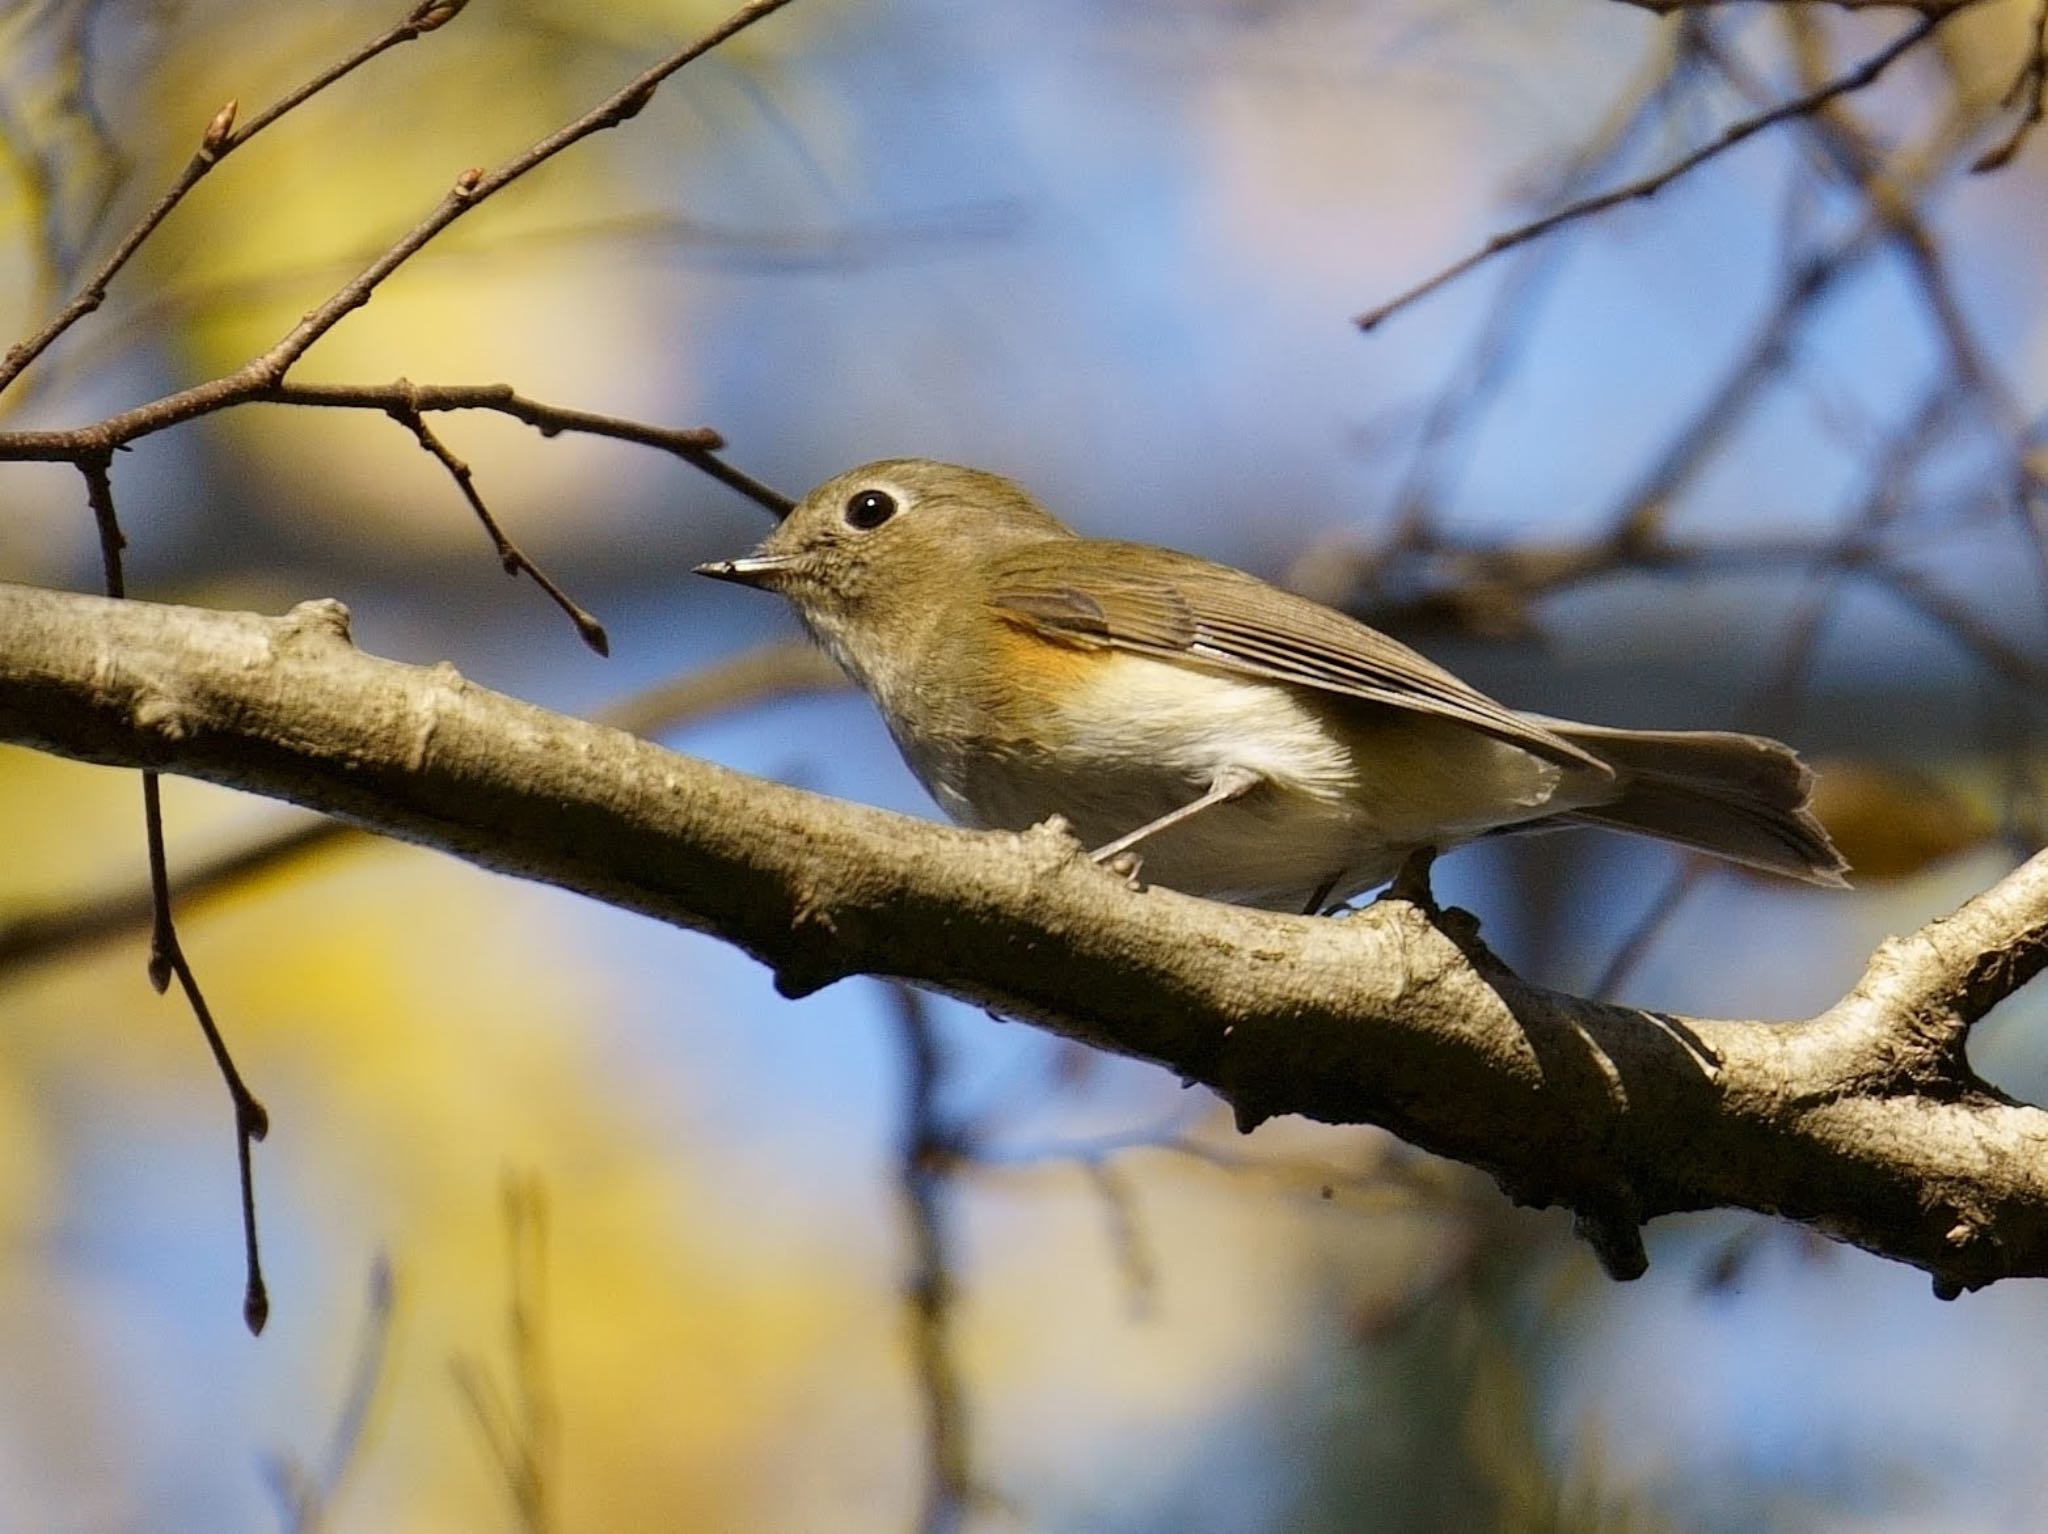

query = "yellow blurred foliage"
[[0, 746, 881, 1529], [1805, 760, 1999, 883], [93, 2, 820, 557], [0, 736, 1474, 1527]]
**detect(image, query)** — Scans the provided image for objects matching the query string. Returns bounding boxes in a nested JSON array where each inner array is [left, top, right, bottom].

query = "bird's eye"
[[844, 488, 898, 530]]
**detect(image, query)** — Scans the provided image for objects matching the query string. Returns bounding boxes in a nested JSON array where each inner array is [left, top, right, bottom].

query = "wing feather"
[[986, 540, 1608, 773]]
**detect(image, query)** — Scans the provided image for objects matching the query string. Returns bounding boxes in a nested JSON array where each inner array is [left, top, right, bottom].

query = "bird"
[[696, 458, 1848, 913]]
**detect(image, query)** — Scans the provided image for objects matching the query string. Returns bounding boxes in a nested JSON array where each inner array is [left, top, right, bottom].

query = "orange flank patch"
[[977, 619, 1117, 726]]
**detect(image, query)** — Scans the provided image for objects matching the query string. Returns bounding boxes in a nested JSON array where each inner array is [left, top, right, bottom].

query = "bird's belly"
[[943, 756, 1385, 909], [890, 651, 1588, 909]]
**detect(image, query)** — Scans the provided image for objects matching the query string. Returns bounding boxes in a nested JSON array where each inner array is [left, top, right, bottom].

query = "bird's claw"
[[1103, 849, 1147, 891]]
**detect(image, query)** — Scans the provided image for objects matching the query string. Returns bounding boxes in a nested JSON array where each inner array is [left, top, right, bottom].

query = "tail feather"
[[1532, 720, 1850, 887]]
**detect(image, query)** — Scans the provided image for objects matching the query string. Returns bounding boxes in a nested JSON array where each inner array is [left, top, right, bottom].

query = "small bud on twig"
[[451, 166, 484, 201], [615, 79, 660, 123], [201, 99, 238, 158], [409, 0, 468, 31]]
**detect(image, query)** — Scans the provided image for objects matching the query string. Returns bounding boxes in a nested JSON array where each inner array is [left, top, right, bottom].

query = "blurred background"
[[0, 0, 2044, 1528]]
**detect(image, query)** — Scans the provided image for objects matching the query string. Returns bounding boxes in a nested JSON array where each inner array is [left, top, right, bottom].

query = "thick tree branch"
[[1614, 1, 1979, 13], [4, 583, 2046, 1296]]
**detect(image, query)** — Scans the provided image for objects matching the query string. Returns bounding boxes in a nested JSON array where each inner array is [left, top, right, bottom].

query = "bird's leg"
[[1089, 766, 1261, 868], [1385, 845, 1439, 915], [1301, 873, 1344, 917]]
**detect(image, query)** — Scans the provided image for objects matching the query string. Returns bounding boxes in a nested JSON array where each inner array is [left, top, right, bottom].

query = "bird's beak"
[[693, 553, 802, 589]]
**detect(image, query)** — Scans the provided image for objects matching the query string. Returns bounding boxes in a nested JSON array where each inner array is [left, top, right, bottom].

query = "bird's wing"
[[986, 540, 1610, 773]]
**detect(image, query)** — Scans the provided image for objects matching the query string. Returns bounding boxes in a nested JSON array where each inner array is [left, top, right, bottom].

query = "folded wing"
[[986, 540, 1611, 775]]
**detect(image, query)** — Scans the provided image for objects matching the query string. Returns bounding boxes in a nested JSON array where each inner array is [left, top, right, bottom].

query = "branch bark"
[[4, 582, 2046, 1296], [1614, 1, 1979, 13]]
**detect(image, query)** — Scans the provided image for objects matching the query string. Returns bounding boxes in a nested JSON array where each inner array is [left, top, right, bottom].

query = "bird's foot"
[[1101, 849, 1147, 891], [1383, 846, 1440, 916]]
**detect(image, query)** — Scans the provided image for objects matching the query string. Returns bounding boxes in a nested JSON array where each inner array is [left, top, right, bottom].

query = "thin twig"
[[1080, 1160, 1158, 1319], [248, 0, 800, 386], [1377, 16, 1705, 548], [450, 1357, 526, 1523], [887, 984, 975, 1534], [265, 1253, 398, 1534], [258, 380, 795, 518], [1612, 0, 1979, 15], [1763, 4, 2048, 647], [142, 767, 271, 1335], [1869, 560, 2048, 691], [0, 0, 469, 396], [1972, 0, 2048, 171], [79, 454, 270, 1332], [1356, 10, 1951, 331], [504, 1173, 556, 1534], [1590, 861, 1708, 1000], [451, 1174, 556, 1534], [0, 4, 802, 532], [382, 393, 610, 653]]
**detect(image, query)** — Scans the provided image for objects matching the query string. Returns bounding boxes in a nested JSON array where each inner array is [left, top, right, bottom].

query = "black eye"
[[844, 488, 897, 530]]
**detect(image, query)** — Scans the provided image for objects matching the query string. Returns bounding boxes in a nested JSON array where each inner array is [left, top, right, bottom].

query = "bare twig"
[[1760, 6, 2048, 626], [249, 0, 799, 386], [1589, 861, 1707, 1000], [264, 1254, 398, 1534], [0, 2, 804, 1323], [257, 380, 795, 518], [1868, 560, 2048, 690], [1356, 10, 1952, 332], [452, 1173, 556, 1534], [1079, 1159, 1159, 1318], [1972, 0, 2048, 171], [382, 394, 610, 653], [142, 764, 271, 1335], [0, 2, 804, 523], [1612, 0, 1979, 13], [78, 455, 269, 1333], [0, 0, 471, 397], [1374, 15, 1706, 548], [888, 984, 975, 1534]]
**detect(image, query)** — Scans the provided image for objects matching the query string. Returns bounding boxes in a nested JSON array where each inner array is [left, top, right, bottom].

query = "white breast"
[[896, 650, 1579, 909]]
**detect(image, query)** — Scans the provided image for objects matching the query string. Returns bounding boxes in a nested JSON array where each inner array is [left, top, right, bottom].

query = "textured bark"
[[3, 581, 2045, 1295], [1614, 1, 1975, 12]]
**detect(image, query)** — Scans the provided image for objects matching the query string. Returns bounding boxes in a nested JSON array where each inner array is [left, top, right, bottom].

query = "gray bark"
[[2, 580, 2044, 1295]]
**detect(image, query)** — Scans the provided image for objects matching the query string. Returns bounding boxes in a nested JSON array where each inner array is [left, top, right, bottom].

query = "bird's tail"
[[1533, 719, 1850, 887]]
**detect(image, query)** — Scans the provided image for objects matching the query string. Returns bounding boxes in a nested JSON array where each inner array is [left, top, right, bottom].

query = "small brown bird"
[[699, 459, 1848, 912]]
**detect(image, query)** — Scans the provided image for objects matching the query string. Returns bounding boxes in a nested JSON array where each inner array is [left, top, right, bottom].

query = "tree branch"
[[4, 582, 2046, 1296], [0, 0, 470, 398], [1357, 8, 1954, 331], [1613, 1, 1979, 13]]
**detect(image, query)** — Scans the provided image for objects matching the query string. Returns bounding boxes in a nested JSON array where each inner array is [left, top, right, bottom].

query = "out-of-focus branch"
[[1612, 1, 1980, 13], [0, 0, 802, 519], [1356, 8, 1955, 331], [1973, 0, 2048, 171], [265, 1255, 398, 1534], [0, 0, 468, 398], [451, 1174, 557, 1534], [887, 985, 977, 1534], [6, 583, 2047, 1298]]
